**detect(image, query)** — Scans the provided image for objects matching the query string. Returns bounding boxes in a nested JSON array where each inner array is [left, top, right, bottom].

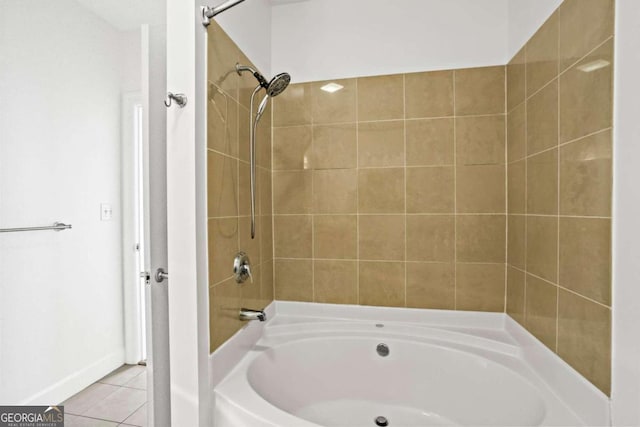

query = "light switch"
[[101, 203, 113, 221]]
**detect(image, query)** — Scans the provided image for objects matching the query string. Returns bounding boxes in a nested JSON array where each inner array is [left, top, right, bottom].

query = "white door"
[[141, 22, 173, 427], [166, 0, 212, 425]]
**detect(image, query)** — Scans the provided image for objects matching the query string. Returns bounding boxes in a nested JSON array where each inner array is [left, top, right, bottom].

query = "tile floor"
[[61, 365, 147, 426]]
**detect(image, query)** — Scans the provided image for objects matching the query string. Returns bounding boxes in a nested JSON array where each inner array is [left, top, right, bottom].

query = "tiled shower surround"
[[505, 0, 614, 394], [271, 68, 507, 310], [207, 22, 274, 353], [207, 0, 613, 397]]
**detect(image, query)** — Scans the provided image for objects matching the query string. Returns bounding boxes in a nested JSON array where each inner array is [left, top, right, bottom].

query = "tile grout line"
[[355, 78, 360, 305], [508, 127, 613, 163], [310, 98, 315, 303], [452, 70, 458, 310], [556, 19, 561, 354], [523, 41, 529, 328], [274, 257, 506, 265], [403, 73, 408, 308], [504, 63, 508, 313], [511, 265, 612, 310], [269, 113, 505, 130], [271, 97, 276, 300]]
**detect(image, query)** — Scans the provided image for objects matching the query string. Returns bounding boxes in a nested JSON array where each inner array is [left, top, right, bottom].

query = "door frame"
[[122, 91, 147, 365], [166, 1, 211, 425]]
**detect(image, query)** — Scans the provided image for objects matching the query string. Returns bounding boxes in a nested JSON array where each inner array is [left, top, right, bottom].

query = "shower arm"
[[249, 84, 263, 240], [202, 0, 246, 27]]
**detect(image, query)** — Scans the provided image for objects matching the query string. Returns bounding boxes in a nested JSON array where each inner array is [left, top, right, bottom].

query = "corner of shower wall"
[[206, 21, 274, 354], [505, 0, 614, 396]]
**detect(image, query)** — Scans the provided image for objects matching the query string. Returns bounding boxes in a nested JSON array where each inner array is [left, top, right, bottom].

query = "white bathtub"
[[211, 302, 610, 427]]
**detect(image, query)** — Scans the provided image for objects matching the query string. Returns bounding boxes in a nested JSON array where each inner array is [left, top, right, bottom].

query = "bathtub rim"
[[209, 301, 611, 426]]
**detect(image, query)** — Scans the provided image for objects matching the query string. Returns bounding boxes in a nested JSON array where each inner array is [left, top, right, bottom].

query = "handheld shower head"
[[236, 63, 291, 97], [236, 63, 291, 240], [255, 94, 269, 123], [266, 73, 291, 97]]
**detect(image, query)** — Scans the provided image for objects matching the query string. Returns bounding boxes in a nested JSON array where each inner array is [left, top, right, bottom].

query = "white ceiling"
[[73, 0, 163, 31]]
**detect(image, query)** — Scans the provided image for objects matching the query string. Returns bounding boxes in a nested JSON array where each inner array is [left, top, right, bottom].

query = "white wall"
[[612, 0, 640, 424], [271, 0, 508, 83], [507, 0, 562, 59], [0, 0, 135, 404], [214, 0, 272, 76]]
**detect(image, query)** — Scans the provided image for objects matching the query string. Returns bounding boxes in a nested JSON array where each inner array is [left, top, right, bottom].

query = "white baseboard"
[[20, 348, 125, 405]]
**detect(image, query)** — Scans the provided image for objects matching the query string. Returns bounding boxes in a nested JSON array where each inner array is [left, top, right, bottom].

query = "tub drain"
[[376, 343, 390, 357], [375, 416, 389, 426]]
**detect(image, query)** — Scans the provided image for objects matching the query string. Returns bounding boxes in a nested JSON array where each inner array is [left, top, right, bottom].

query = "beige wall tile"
[[359, 168, 405, 213], [209, 278, 242, 352], [239, 216, 260, 265], [456, 263, 506, 312], [455, 66, 506, 116], [507, 267, 525, 325], [312, 123, 357, 169], [358, 121, 405, 167], [507, 103, 526, 162], [456, 115, 505, 166], [406, 263, 455, 309], [273, 82, 312, 127], [405, 70, 454, 118], [208, 218, 239, 285], [525, 274, 558, 350], [240, 263, 262, 309], [507, 46, 527, 112], [273, 170, 312, 214], [259, 167, 272, 216], [273, 126, 312, 170], [508, 160, 526, 214], [257, 104, 272, 169], [237, 53, 259, 110], [456, 215, 506, 263], [560, 130, 612, 217], [559, 40, 613, 143], [314, 215, 357, 260], [526, 216, 558, 283], [261, 261, 274, 302], [207, 151, 238, 218], [559, 217, 611, 306], [238, 105, 251, 163], [359, 261, 405, 307], [457, 165, 506, 213], [359, 215, 405, 261], [557, 289, 611, 394], [273, 215, 312, 258], [314, 260, 358, 304], [358, 74, 404, 121], [406, 167, 454, 213], [406, 215, 455, 262], [527, 80, 559, 155], [208, 86, 239, 157], [508, 215, 526, 269], [527, 11, 559, 96], [314, 169, 358, 214], [311, 78, 357, 124], [559, 0, 614, 71], [207, 23, 239, 99], [238, 162, 256, 217], [260, 215, 273, 261], [406, 118, 454, 166], [275, 259, 313, 302], [527, 149, 558, 215]]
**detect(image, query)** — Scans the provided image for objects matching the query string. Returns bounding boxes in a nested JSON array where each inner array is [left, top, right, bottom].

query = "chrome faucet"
[[239, 308, 267, 322]]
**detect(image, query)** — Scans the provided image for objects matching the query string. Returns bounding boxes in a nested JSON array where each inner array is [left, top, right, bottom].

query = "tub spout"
[[239, 308, 267, 322]]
